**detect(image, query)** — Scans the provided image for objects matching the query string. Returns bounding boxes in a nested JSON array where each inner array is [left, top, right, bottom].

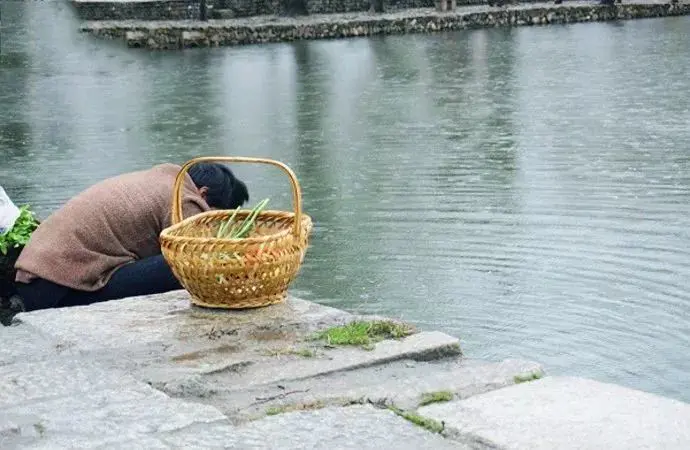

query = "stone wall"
[[71, 0, 524, 21], [305, 0, 373, 15], [72, 0, 551, 20], [71, 0, 201, 21], [212, 0, 281, 17], [217, 0, 606, 16], [81, 3, 690, 49], [304, 0, 436, 15]]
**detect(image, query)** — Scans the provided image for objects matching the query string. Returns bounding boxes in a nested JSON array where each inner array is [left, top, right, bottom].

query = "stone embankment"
[[2, 291, 690, 448], [76, 1, 690, 49]]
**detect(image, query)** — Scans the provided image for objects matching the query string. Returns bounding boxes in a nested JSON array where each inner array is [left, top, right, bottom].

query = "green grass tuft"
[[513, 371, 543, 384], [265, 406, 283, 416], [389, 406, 444, 434], [313, 320, 415, 350], [419, 390, 453, 406]]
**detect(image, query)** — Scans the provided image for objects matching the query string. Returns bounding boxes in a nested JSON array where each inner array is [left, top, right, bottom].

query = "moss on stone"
[[265, 401, 325, 416], [388, 406, 444, 434], [33, 422, 46, 437], [419, 390, 453, 406], [312, 320, 415, 350], [514, 371, 544, 384], [262, 347, 317, 358], [292, 348, 316, 358]]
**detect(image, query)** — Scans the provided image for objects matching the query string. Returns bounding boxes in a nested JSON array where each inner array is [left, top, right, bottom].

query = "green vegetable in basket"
[[217, 198, 270, 239], [0, 205, 40, 255]]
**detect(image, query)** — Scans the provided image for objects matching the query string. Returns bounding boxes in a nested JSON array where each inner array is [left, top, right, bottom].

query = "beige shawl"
[[15, 163, 209, 291]]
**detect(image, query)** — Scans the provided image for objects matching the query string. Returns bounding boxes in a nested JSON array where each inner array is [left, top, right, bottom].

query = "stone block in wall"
[[386, 0, 433, 11], [213, 0, 281, 17], [434, 0, 456, 11], [279, 0, 309, 16], [305, 0, 371, 14], [71, 0, 201, 21]]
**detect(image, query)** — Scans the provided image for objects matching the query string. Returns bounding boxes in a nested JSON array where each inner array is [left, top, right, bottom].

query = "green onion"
[[216, 198, 269, 240], [217, 206, 241, 238]]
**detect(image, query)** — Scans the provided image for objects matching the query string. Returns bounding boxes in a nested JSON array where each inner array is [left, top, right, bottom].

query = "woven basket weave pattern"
[[160, 157, 312, 309]]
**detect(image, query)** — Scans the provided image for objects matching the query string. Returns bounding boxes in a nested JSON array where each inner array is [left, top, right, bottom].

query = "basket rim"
[[160, 209, 313, 245]]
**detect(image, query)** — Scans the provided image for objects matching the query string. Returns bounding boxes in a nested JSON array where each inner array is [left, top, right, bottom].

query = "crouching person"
[[4, 162, 249, 319]]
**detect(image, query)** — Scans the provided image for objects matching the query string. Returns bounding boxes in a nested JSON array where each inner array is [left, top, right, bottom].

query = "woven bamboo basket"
[[160, 156, 313, 309]]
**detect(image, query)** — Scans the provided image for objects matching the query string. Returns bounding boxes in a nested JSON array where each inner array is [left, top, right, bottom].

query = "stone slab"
[[160, 357, 543, 422], [0, 387, 227, 449], [14, 292, 355, 376], [419, 376, 690, 450], [0, 355, 231, 449], [0, 323, 59, 367], [7, 436, 172, 450], [16, 292, 354, 355], [6, 403, 466, 449], [206, 330, 457, 382], [16, 292, 462, 395], [162, 405, 467, 449], [0, 359, 141, 408], [139, 329, 461, 397]]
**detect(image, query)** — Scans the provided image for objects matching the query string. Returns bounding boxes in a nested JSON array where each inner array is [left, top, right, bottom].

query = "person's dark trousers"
[[15, 255, 182, 311]]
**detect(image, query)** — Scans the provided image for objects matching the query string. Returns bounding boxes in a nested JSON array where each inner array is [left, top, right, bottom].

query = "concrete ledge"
[[78, 1, 690, 49]]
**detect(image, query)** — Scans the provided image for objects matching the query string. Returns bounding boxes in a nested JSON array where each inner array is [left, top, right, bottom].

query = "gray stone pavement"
[[2, 291, 688, 449]]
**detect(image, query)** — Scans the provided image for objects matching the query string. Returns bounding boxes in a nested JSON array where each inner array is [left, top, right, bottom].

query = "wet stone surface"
[[20, 291, 679, 449], [0, 291, 511, 447], [419, 377, 690, 449]]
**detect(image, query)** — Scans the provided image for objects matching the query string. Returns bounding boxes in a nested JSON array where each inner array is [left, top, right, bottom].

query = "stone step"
[[0, 357, 230, 449], [1, 361, 468, 449], [143, 329, 462, 392], [0, 323, 57, 367], [160, 405, 467, 449], [0, 358, 142, 409], [418, 376, 690, 450], [0, 385, 228, 449], [15, 293, 355, 355], [15, 292, 463, 392], [159, 357, 543, 422]]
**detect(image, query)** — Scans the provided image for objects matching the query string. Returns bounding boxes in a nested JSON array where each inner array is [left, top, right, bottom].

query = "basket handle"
[[172, 156, 303, 238]]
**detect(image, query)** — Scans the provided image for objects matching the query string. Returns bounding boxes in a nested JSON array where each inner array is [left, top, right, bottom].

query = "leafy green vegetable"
[[0, 205, 40, 255], [216, 198, 270, 240]]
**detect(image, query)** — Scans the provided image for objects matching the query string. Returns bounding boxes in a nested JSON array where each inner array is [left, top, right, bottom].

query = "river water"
[[2, 3, 689, 401]]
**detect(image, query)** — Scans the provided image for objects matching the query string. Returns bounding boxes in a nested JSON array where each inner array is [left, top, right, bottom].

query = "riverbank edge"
[[4, 291, 690, 448], [77, 2, 690, 50]]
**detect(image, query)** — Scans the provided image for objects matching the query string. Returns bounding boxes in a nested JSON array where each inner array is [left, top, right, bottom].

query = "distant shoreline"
[[77, 1, 690, 50]]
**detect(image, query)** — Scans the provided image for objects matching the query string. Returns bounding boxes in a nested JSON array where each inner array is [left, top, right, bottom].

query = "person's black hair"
[[188, 163, 249, 209]]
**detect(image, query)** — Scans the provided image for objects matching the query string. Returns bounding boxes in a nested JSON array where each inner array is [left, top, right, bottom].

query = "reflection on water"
[[2, 3, 690, 402]]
